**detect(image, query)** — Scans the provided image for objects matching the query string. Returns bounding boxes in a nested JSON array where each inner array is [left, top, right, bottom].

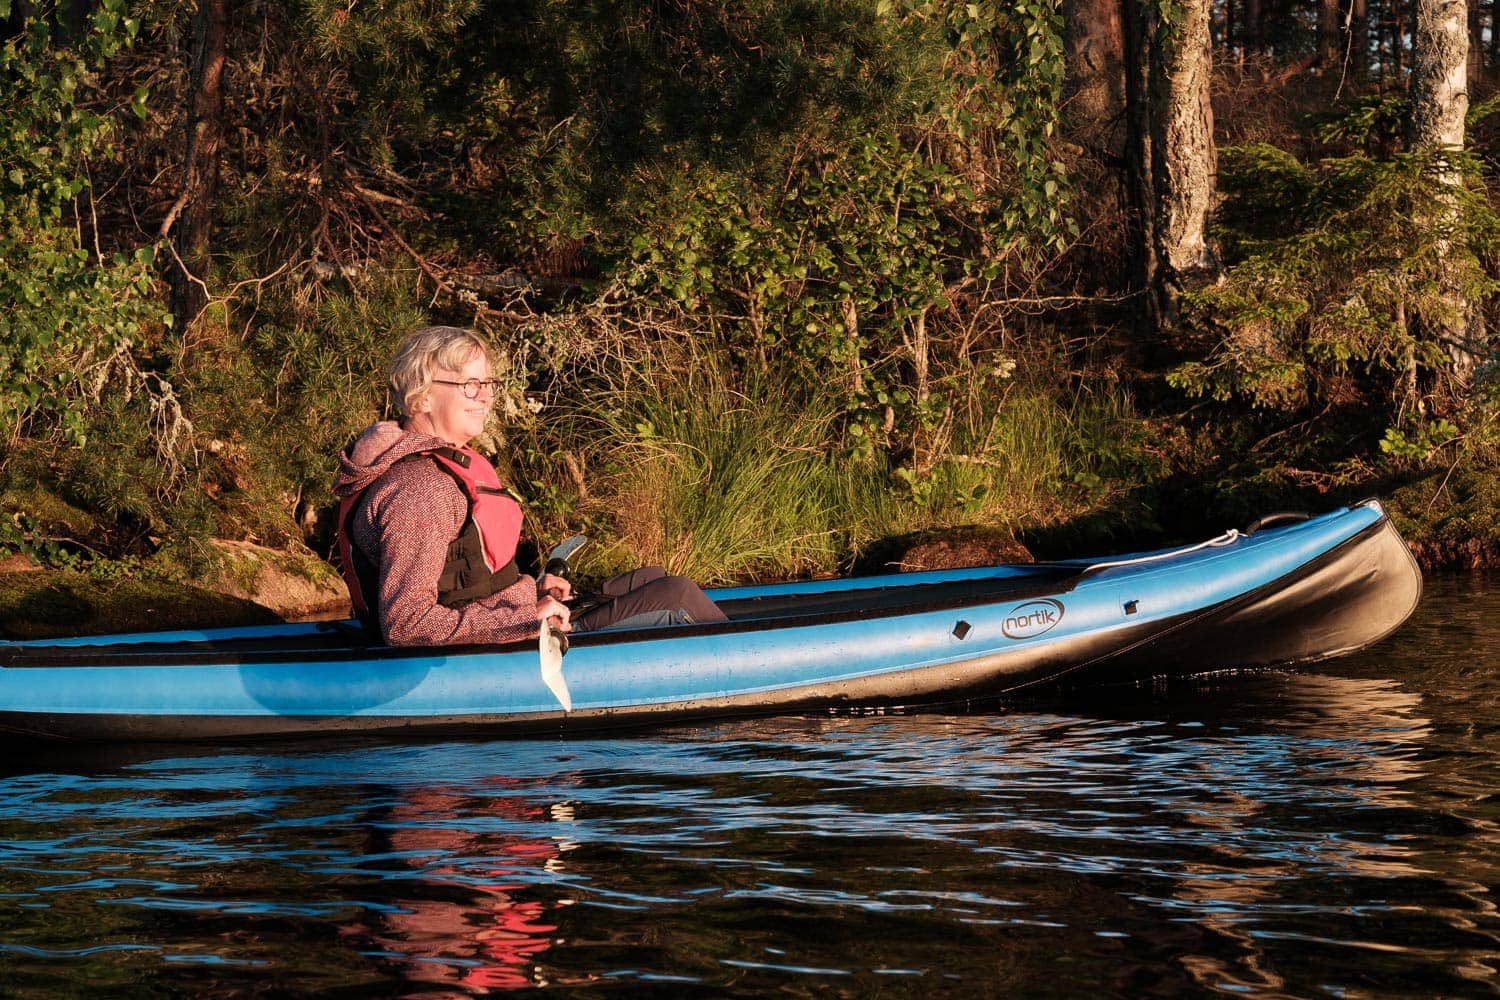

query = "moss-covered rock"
[[0, 571, 284, 639], [196, 540, 349, 620], [0, 542, 348, 639], [1389, 467, 1500, 570]]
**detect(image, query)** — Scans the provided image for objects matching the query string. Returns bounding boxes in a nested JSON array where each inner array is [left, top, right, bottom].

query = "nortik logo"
[[1002, 598, 1064, 639]]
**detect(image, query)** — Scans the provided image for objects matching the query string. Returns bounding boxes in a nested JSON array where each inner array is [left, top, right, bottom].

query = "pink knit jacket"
[[332, 421, 540, 646]]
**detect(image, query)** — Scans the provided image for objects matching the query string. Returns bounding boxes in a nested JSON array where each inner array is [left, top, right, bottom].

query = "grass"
[[543, 348, 1150, 584], [580, 362, 876, 583]]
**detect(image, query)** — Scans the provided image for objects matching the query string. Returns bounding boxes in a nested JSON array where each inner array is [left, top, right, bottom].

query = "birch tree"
[[1122, 0, 1217, 329], [1406, 0, 1476, 381]]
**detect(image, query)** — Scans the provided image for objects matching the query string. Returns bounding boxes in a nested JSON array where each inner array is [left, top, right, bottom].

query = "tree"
[[160, 0, 226, 334], [1063, 0, 1125, 157], [1122, 0, 1217, 329], [1408, 0, 1468, 154], [1406, 0, 1477, 383]]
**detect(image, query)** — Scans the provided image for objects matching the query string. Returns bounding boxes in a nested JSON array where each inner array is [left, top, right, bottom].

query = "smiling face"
[[406, 348, 494, 447]]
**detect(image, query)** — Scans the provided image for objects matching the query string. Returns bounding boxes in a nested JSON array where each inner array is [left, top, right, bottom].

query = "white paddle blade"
[[539, 624, 572, 712]]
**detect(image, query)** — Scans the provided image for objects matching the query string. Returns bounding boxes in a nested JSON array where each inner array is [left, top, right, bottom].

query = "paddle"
[[538, 534, 587, 712]]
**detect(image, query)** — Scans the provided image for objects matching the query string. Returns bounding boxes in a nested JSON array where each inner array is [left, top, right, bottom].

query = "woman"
[[333, 325, 725, 646]]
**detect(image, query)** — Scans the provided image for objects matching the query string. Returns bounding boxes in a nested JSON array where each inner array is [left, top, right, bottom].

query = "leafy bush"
[[1172, 141, 1500, 455], [0, 1, 168, 450]]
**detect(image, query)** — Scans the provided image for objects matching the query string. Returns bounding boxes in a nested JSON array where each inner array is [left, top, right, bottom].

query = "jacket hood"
[[332, 421, 452, 498]]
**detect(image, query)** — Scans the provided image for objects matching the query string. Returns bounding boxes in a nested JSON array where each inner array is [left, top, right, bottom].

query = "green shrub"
[[1173, 140, 1500, 466], [0, 2, 168, 451]]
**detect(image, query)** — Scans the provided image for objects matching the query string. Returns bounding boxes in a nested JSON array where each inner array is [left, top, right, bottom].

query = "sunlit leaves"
[[0, 3, 170, 448]]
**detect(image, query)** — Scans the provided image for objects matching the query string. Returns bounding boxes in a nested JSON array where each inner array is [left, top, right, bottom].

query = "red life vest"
[[335, 445, 526, 634]]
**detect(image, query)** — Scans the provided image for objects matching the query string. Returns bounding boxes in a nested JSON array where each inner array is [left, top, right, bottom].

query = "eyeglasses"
[[432, 378, 501, 399]]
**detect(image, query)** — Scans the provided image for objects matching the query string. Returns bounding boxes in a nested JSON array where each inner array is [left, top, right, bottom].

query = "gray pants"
[[573, 566, 728, 632]]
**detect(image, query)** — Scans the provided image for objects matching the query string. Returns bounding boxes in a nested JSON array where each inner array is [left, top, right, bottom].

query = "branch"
[[348, 176, 533, 324]]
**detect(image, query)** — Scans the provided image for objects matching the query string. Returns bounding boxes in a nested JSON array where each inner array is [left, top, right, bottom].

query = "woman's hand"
[[538, 573, 573, 602], [536, 594, 571, 633]]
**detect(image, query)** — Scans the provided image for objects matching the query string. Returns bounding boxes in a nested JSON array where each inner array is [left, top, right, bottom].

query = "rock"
[[858, 526, 1034, 574], [0, 541, 351, 640], [204, 540, 350, 621], [0, 572, 285, 640]]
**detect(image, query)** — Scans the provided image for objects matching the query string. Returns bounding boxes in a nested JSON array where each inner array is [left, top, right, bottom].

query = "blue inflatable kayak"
[[0, 500, 1421, 741]]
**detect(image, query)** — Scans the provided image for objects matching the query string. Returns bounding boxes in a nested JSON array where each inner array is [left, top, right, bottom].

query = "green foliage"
[[611, 0, 1079, 475], [1311, 94, 1500, 154], [1379, 418, 1459, 464], [178, 271, 432, 544], [246, 0, 1080, 570], [520, 337, 1152, 581], [906, 0, 1075, 253], [0, 511, 91, 570], [1308, 96, 1407, 151], [1173, 142, 1500, 447], [0, 1, 168, 449], [0, 481, 149, 574], [4, 0, 1103, 580], [299, 0, 484, 164], [623, 136, 964, 435], [1213, 144, 1317, 258]]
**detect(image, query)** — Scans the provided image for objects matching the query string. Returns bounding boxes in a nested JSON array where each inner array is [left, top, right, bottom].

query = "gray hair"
[[387, 325, 491, 419]]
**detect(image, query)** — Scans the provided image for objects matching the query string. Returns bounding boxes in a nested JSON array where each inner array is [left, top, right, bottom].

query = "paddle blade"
[[539, 624, 573, 712]]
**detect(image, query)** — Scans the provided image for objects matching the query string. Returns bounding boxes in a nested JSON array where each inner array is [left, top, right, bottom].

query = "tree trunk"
[[1319, 0, 1362, 74], [1223, 0, 1235, 64], [1350, 0, 1368, 79], [1319, 0, 1339, 68], [1243, 0, 1261, 59], [1377, 5, 1398, 79], [1406, 0, 1475, 381], [1122, 0, 1217, 330], [1490, 0, 1498, 76], [1063, 0, 1126, 157], [1468, 0, 1485, 82], [163, 0, 228, 334], [1407, 0, 1468, 185]]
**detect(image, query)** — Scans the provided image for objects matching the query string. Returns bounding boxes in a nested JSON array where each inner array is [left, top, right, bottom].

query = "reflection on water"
[[0, 576, 1498, 995], [342, 786, 576, 990]]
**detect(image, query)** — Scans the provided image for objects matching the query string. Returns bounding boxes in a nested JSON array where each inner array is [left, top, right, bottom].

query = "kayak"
[[0, 500, 1421, 742]]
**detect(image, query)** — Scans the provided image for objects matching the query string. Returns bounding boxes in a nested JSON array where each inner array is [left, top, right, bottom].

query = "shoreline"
[[0, 521, 1476, 641]]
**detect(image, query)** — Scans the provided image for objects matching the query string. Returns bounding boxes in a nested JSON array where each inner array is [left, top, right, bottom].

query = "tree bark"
[[1491, 0, 1499, 76], [1122, 0, 1217, 330], [1468, 0, 1485, 83], [1242, 0, 1261, 59], [1407, 0, 1468, 186], [163, 0, 228, 334], [1350, 0, 1368, 79], [1407, 0, 1475, 381], [1389, 5, 1406, 78], [1319, 0, 1364, 74], [1063, 0, 1126, 158]]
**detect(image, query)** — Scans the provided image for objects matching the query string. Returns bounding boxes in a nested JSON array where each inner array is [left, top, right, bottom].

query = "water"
[[1, 576, 1498, 997]]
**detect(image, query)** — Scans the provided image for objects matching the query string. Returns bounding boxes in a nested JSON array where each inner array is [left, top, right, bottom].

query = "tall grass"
[[575, 360, 887, 583], [546, 347, 1150, 583]]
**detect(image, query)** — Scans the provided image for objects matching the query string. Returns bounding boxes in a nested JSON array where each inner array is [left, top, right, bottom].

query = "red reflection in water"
[[351, 783, 575, 992]]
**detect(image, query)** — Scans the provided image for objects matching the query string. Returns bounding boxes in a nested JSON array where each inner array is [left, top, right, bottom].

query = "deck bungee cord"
[[1081, 528, 1244, 574]]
